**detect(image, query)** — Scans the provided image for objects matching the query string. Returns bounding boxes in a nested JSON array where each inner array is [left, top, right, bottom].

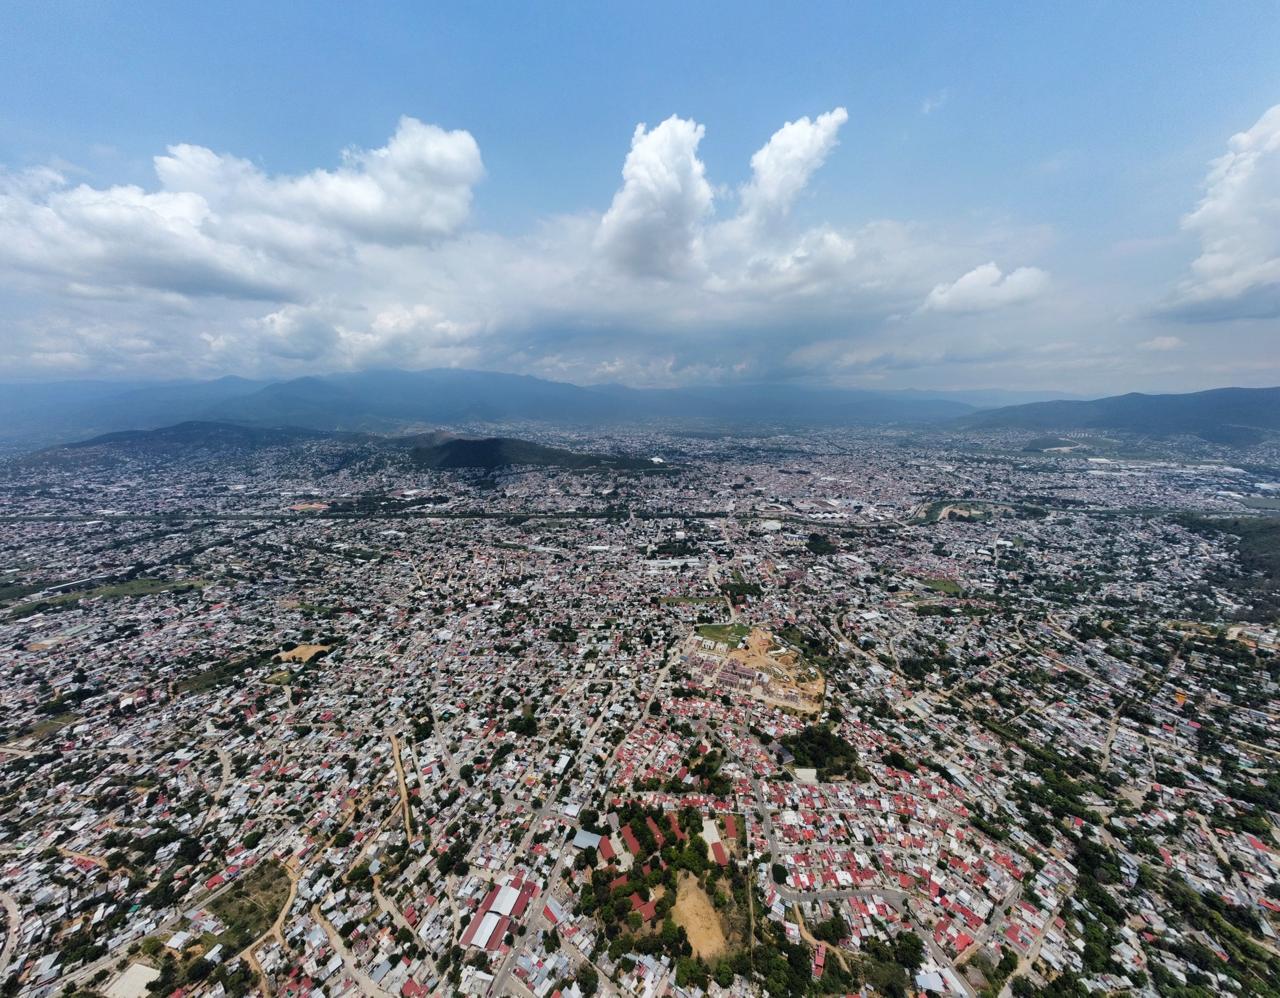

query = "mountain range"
[[959, 386, 1280, 445], [0, 369, 1275, 451], [21, 422, 662, 473], [0, 369, 1066, 449], [407, 435, 660, 471]]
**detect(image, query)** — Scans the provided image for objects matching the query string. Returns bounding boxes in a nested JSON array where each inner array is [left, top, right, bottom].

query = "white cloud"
[[155, 116, 484, 246], [922, 262, 1048, 313], [596, 116, 713, 279], [0, 173, 289, 301], [254, 305, 342, 361], [734, 108, 848, 235], [1164, 103, 1280, 320], [0, 115, 485, 315], [1138, 335, 1184, 352], [0, 110, 1053, 383]]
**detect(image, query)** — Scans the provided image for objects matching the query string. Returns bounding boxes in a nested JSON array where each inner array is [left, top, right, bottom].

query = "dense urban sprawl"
[[1, 427, 1278, 998]]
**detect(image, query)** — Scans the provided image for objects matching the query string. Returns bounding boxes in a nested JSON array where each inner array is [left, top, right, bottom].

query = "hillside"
[[61, 421, 335, 450], [408, 436, 659, 471], [960, 386, 1280, 445], [19, 422, 341, 467], [0, 376, 267, 451], [12, 422, 658, 476]]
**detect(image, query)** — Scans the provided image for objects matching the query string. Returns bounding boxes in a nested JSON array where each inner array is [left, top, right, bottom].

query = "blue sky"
[[1, 1, 1278, 392]]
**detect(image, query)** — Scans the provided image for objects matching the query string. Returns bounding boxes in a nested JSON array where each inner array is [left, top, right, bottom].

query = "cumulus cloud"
[[596, 116, 713, 279], [0, 114, 485, 325], [1163, 103, 1280, 320], [922, 262, 1048, 313], [254, 305, 343, 361], [0, 172, 289, 300], [0, 109, 1052, 382], [734, 107, 848, 235], [155, 116, 483, 247]]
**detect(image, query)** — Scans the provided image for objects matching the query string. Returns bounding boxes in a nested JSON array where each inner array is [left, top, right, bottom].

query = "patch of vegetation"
[[806, 533, 837, 555], [7, 577, 204, 619], [696, 623, 750, 646], [548, 622, 578, 643], [0, 579, 54, 605], [920, 577, 962, 595], [720, 580, 763, 601], [779, 725, 869, 782], [177, 650, 276, 694], [912, 500, 993, 525], [7, 711, 78, 745], [1175, 514, 1280, 622], [207, 860, 290, 952]]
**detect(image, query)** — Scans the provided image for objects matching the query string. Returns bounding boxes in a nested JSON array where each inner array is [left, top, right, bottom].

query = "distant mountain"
[[210, 369, 620, 429], [206, 370, 977, 430], [62, 421, 336, 450], [15, 422, 657, 475], [960, 387, 1280, 445], [408, 436, 659, 471], [878, 387, 1084, 410], [1, 370, 986, 449], [19, 421, 341, 467], [7, 373, 1270, 452], [0, 376, 267, 449]]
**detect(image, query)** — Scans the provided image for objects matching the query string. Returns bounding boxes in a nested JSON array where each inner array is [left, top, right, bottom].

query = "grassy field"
[[696, 622, 751, 646], [921, 577, 962, 595], [176, 655, 259, 694], [0, 580, 52, 605], [5, 711, 78, 746], [7, 578, 204, 619], [209, 860, 290, 951]]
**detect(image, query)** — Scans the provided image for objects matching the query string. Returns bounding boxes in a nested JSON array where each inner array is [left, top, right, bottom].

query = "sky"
[[1, 1, 1278, 394]]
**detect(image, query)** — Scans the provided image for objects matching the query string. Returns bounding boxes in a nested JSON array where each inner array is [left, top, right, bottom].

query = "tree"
[[812, 912, 848, 944], [893, 931, 924, 972]]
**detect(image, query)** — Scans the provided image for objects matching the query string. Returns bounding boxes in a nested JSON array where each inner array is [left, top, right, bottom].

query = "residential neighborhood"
[[1, 425, 1278, 997]]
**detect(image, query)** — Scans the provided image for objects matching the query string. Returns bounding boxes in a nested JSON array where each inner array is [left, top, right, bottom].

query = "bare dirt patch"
[[276, 643, 329, 664], [686, 626, 824, 714], [673, 872, 726, 960]]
